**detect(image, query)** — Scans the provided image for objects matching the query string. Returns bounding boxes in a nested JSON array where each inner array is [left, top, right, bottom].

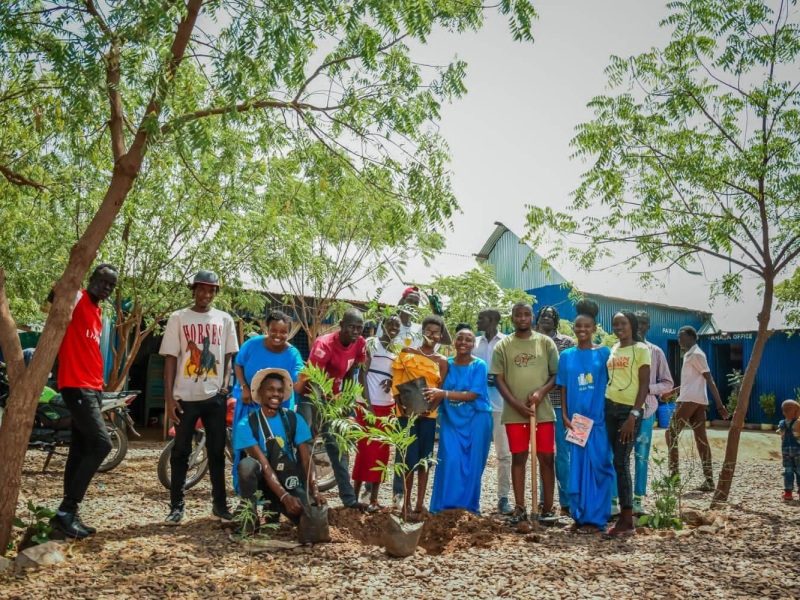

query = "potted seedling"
[[353, 410, 436, 557], [300, 364, 365, 543]]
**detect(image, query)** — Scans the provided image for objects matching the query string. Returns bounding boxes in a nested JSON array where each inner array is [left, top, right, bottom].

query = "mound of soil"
[[327, 507, 509, 554]]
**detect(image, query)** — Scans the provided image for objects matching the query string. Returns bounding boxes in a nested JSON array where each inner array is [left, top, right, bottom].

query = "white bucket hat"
[[249, 368, 293, 403]]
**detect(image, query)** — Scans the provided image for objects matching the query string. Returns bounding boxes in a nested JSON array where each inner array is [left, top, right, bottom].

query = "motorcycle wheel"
[[312, 437, 336, 492], [98, 422, 128, 472], [157, 431, 209, 491]]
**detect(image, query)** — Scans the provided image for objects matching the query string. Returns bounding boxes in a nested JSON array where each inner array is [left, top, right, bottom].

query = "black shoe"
[[74, 513, 97, 535], [508, 506, 528, 525], [51, 511, 91, 539], [212, 504, 234, 523], [165, 505, 184, 526]]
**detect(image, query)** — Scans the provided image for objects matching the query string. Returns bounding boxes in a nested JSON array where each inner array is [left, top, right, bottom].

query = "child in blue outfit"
[[778, 399, 800, 502]]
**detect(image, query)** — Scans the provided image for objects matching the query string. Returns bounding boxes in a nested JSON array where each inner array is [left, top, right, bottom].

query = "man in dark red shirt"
[[51, 264, 118, 539], [302, 308, 366, 508]]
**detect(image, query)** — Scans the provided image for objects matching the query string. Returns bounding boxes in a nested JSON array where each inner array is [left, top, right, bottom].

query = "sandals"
[[365, 503, 381, 514], [508, 506, 528, 525]]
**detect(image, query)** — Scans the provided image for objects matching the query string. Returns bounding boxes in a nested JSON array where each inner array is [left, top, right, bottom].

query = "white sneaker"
[[392, 493, 404, 511]]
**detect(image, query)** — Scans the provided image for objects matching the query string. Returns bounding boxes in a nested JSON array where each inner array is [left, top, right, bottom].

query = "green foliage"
[[759, 392, 776, 421], [636, 451, 683, 530], [358, 410, 437, 522], [525, 0, 800, 306], [0, 0, 536, 334], [776, 268, 800, 328], [726, 369, 744, 414], [428, 264, 535, 334], [12, 501, 56, 547]]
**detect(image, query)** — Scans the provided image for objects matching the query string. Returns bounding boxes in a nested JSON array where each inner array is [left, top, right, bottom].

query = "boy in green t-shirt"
[[491, 302, 559, 523]]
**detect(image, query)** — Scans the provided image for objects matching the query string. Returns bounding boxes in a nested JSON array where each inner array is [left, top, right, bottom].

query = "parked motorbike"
[[157, 397, 336, 493], [0, 362, 139, 472]]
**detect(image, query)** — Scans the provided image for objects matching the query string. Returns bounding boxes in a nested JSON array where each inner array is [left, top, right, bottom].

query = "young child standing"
[[778, 399, 800, 501]]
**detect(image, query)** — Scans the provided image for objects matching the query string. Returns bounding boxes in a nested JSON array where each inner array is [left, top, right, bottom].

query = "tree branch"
[[0, 163, 46, 190], [292, 34, 408, 104]]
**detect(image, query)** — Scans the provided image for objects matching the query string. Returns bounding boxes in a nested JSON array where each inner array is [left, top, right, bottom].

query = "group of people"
[[46, 265, 735, 540]]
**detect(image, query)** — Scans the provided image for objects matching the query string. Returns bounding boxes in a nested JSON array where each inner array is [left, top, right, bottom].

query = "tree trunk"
[[711, 278, 774, 507], [0, 164, 141, 553], [0, 0, 204, 553]]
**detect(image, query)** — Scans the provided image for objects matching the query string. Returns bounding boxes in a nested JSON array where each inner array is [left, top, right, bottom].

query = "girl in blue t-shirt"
[[556, 299, 614, 533], [231, 310, 304, 492]]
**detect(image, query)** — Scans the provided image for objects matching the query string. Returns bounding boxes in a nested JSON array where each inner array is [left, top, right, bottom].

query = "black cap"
[[190, 270, 220, 289]]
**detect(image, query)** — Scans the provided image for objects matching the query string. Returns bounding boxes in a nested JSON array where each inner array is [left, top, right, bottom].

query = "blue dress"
[[430, 357, 493, 514], [556, 346, 614, 528], [231, 338, 304, 493]]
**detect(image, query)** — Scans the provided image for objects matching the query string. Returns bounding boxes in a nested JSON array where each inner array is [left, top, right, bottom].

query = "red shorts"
[[505, 421, 555, 455]]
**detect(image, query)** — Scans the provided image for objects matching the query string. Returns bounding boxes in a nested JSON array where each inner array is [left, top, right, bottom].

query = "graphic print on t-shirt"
[[577, 372, 594, 388], [182, 324, 222, 381], [513, 352, 537, 367]]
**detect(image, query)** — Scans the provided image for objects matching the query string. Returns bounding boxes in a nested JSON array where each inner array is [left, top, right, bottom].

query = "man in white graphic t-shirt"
[[160, 270, 239, 525]]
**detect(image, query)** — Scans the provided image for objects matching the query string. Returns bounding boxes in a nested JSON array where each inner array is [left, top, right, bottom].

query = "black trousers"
[[170, 394, 227, 509], [60, 388, 112, 513], [605, 399, 641, 510], [237, 457, 306, 524]]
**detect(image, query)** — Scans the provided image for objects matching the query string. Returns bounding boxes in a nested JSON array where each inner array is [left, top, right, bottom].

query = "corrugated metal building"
[[475, 222, 800, 424], [476, 222, 566, 290], [530, 283, 712, 380], [699, 330, 800, 425]]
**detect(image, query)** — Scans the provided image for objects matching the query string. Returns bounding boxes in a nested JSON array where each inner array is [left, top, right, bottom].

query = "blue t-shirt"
[[233, 338, 304, 409], [233, 409, 312, 461], [556, 346, 612, 423]]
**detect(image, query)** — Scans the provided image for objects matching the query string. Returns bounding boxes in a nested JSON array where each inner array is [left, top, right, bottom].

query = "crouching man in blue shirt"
[[233, 368, 325, 534]]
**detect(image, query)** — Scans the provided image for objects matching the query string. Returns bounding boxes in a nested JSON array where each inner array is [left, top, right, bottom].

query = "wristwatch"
[[630, 409, 642, 419]]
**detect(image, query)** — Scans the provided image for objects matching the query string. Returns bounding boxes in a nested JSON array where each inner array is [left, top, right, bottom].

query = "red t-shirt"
[[309, 332, 367, 394], [57, 290, 104, 390]]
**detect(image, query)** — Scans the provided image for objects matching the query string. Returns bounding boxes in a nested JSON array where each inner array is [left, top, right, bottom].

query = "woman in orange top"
[[391, 315, 448, 517]]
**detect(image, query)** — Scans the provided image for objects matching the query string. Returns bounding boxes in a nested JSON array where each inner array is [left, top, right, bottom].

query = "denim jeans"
[[553, 414, 570, 508], [60, 388, 112, 513], [322, 424, 357, 506], [605, 399, 641, 510], [634, 413, 655, 497], [783, 447, 800, 491], [170, 394, 227, 509]]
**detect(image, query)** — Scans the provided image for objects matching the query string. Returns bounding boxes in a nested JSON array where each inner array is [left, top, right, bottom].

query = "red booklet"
[[565, 414, 594, 447]]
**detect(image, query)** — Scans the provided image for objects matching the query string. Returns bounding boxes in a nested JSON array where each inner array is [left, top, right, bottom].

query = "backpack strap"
[[278, 408, 298, 462], [248, 410, 261, 445]]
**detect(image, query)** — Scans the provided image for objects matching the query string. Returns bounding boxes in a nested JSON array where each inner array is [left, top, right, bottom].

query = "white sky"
[[370, 0, 788, 332]]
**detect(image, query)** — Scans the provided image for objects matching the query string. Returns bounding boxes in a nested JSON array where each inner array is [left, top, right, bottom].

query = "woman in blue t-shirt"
[[557, 299, 614, 533], [231, 310, 304, 491]]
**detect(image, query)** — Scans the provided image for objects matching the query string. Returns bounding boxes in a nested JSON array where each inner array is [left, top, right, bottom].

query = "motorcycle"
[[32, 390, 140, 472], [157, 397, 336, 493], [0, 362, 139, 472]]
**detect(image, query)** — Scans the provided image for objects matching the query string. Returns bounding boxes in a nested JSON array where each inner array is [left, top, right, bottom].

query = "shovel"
[[529, 410, 539, 528]]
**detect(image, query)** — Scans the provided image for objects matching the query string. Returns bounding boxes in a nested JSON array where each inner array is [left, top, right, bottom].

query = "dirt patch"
[[327, 507, 509, 554]]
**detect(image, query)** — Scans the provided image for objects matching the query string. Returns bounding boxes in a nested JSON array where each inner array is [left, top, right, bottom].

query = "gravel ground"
[[1, 431, 798, 600]]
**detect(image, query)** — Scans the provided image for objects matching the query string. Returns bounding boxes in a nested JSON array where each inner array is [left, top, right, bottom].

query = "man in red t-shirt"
[[301, 308, 366, 508], [51, 264, 118, 539]]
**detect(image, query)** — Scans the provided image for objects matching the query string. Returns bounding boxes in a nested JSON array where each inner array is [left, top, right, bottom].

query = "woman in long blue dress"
[[556, 299, 615, 533], [231, 310, 304, 492], [426, 328, 493, 514]]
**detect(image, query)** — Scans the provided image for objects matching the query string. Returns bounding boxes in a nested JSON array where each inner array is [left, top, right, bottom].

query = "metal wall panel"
[[529, 284, 707, 353], [700, 331, 800, 424], [485, 230, 566, 291]]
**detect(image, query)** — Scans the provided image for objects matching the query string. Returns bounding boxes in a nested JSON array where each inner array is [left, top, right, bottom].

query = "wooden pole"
[[529, 412, 538, 523]]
